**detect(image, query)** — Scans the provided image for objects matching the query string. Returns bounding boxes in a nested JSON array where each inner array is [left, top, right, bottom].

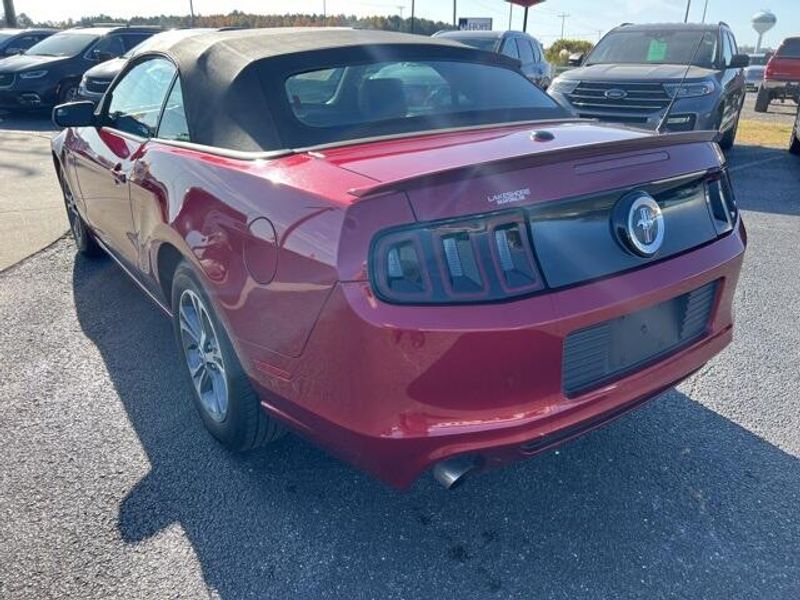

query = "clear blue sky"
[[10, 0, 798, 49]]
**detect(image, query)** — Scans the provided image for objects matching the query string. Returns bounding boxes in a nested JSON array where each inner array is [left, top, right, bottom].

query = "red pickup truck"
[[756, 37, 800, 112]]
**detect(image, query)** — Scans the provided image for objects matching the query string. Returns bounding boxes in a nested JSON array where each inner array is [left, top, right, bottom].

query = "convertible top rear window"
[[281, 59, 566, 148]]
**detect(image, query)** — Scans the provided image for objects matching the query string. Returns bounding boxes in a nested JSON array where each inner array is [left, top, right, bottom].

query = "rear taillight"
[[370, 211, 545, 305], [705, 169, 738, 235]]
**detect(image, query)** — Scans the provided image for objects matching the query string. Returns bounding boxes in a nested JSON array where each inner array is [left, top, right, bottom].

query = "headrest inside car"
[[359, 78, 408, 121]]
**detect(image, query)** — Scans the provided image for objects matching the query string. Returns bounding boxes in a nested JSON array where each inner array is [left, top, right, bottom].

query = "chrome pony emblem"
[[612, 192, 665, 257]]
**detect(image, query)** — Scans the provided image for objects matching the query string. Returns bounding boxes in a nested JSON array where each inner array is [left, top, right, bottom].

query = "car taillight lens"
[[370, 212, 545, 304], [705, 169, 738, 235]]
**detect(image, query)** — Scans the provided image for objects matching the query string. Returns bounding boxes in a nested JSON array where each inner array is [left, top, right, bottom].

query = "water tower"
[[752, 10, 777, 52]]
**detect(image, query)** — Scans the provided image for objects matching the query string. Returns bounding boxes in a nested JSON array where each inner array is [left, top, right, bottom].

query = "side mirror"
[[729, 54, 750, 69], [52, 101, 96, 128], [568, 52, 585, 67], [91, 49, 114, 63]]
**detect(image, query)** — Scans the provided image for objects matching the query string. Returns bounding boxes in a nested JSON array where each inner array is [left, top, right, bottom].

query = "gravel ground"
[[1, 142, 799, 599]]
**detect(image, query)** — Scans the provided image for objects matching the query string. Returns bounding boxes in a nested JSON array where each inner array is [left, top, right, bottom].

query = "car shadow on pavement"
[[727, 144, 800, 217], [0, 109, 57, 133], [71, 252, 800, 599]]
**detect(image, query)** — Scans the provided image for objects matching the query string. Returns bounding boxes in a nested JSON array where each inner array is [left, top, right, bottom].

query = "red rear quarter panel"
[[130, 143, 373, 357]]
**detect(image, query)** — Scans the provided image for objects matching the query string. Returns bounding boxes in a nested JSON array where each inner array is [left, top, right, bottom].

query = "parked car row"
[[0, 25, 161, 109]]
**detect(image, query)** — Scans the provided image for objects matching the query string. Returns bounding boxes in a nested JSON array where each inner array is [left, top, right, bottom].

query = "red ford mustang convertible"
[[51, 29, 745, 489]]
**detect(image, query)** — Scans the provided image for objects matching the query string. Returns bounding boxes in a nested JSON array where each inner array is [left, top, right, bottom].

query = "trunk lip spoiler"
[[347, 129, 720, 199]]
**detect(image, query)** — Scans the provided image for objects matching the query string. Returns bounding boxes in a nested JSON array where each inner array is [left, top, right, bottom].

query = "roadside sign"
[[458, 18, 493, 31]]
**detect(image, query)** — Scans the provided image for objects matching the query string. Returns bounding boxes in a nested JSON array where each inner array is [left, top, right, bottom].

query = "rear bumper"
[[244, 222, 746, 488]]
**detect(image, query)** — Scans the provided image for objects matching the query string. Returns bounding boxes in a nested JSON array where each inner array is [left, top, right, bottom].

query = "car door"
[[68, 56, 176, 265], [515, 38, 540, 87], [719, 32, 743, 129]]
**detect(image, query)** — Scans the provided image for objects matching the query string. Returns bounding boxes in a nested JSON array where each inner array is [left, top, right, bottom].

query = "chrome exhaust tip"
[[432, 455, 481, 490]]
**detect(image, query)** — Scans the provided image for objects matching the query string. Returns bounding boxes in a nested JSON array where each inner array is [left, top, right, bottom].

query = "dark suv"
[[0, 28, 56, 58], [433, 30, 552, 89], [548, 22, 749, 148], [0, 25, 161, 110]]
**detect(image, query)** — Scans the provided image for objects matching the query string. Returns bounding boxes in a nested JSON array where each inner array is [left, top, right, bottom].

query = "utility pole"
[[397, 5, 405, 19], [323, 0, 326, 24], [701, 0, 709, 23], [684, 0, 692, 23], [558, 13, 570, 39], [3, 0, 17, 27], [453, 0, 456, 28], [189, 0, 194, 27], [523, 7, 528, 32], [508, 3, 513, 31], [411, 0, 415, 34]]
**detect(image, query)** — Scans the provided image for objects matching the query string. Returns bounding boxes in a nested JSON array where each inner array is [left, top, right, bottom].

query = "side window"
[[13, 36, 39, 51], [106, 58, 176, 138], [721, 32, 733, 66], [530, 40, 542, 63], [92, 34, 126, 59], [122, 34, 152, 52], [501, 39, 520, 60], [727, 32, 738, 57], [157, 78, 190, 142], [516, 39, 535, 65]]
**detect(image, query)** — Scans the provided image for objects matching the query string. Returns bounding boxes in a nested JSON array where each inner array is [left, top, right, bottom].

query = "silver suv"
[[548, 22, 749, 149]]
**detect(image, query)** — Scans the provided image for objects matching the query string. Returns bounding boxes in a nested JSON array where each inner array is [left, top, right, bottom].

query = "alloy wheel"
[[62, 85, 79, 103], [178, 289, 229, 423], [60, 174, 85, 248]]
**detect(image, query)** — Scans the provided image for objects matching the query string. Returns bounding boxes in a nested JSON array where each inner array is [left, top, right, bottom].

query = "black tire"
[[58, 166, 102, 257], [171, 262, 285, 451], [718, 108, 740, 150], [754, 86, 771, 113], [57, 80, 79, 104], [790, 122, 800, 155]]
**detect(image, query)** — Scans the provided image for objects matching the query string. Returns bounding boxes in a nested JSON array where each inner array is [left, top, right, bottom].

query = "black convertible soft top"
[[138, 28, 553, 152]]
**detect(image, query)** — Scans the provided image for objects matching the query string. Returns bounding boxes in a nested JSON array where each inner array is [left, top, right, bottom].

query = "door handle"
[[111, 163, 127, 185]]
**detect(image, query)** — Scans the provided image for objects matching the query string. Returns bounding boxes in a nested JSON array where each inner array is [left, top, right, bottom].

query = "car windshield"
[[586, 30, 718, 68], [443, 36, 498, 52], [26, 33, 97, 57], [777, 39, 800, 58], [282, 58, 566, 148], [0, 33, 15, 43], [748, 55, 769, 66]]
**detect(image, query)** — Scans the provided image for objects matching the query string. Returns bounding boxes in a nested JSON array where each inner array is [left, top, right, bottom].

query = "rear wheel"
[[755, 86, 771, 112], [171, 263, 285, 451], [58, 167, 102, 257]]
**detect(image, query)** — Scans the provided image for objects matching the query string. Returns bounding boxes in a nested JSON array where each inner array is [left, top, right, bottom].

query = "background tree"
[[546, 39, 595, 66]]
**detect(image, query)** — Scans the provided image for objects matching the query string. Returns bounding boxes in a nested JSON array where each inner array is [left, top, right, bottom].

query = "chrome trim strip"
[[94, 238, 173, 317]]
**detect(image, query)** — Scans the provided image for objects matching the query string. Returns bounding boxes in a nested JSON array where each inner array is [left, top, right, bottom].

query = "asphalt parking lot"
[[1, 106, 799, 599]]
